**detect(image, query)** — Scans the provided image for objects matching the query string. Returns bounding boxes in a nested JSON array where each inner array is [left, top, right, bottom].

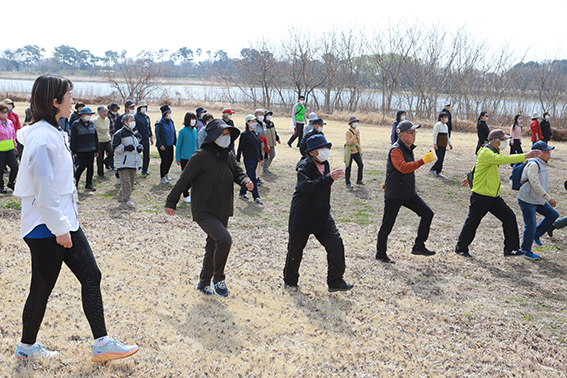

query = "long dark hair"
[[183, 112, 197, 127], [477, 111, 488, 122], [512, 114, 521, 129], [30, 75, 73, 127]]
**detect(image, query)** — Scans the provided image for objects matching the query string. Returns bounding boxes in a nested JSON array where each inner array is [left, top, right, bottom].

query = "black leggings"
[[0, 149, 18, 188], [21, 228, 107, 344], [75, 151, 95, 187], [159, 146, 174, 178]]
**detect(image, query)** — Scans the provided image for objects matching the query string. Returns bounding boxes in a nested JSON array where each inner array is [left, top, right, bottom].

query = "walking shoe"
[[0, 188, 6, 194], [197, 283, 215, 296], [346, 183, 353, 189], [328, 281, 354, 292], [534, 235, 543, 246], [455, 250, 472, 258], [437, 173, 446, 179], [430, 170, 438, 177], [212, 280, 229, 297], [160, 177, 169, 184], [375, 252, 395, 264], [284, 281, 298, 289], [548, 225, 556, 237], [356, 181, 365, 186], [115, 177, 121, 185], [14, 343, 59, 360], [91, 338, 139, 362], [165, 174, 171, 181], [85, 185, 97, 191], [7, 181, 15, 190], [125, 200, 135, 207], [239, 193, 249, 200], [411, 246, 436, 256], [504, 249, 526, 257], [254, 197, 263, 205], [183, 196, 191, 203], [141, 171, 150, 176], [287, 142, 292, 148], [523, 251, 541, 261]]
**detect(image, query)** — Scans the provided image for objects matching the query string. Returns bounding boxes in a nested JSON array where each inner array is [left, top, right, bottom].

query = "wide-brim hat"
[[305, 134, 332, 153], [202, 119, 240, 145], [532, 141, 555, 151], [196, 107, 207, 115], [532, 112, 540, 119], [397, 120, 420, 133], [79, 106, 95, 115], [487, 129, 510, 140], [348, 116, 360, 124], [137, 100, 148, 108]]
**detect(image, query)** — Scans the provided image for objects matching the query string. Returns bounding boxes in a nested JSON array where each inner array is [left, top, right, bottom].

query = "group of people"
[[5, 75, 564, 362]]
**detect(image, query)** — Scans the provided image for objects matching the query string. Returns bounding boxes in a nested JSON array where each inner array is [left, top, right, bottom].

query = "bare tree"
[[106, 55, 163, 103]]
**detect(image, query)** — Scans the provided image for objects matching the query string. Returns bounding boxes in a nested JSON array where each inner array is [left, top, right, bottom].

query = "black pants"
[[377, 195, 434, 254], [345, 152, 364, 185], [0, 149, 18, 188], [141, 138, 150, 173], [97, 141, 113, 176], [510, 140, 523, 155], [287, 122, 304, 147], [196, 217, 231, 287], [430, 146, 446, 174], [455, 192, 520, 253], [75, 151, 95, 187], [284, 222, 346, 287], [21, 228, 107, 344], [180, 159, 191, 198], [159, 146, 174, 179]]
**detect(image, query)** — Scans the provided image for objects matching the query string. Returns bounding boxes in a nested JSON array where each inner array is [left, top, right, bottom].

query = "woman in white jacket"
[[12, 75, 138, 362]]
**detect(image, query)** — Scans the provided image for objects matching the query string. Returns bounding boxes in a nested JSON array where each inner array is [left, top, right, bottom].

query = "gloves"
[[125, 145, 135, 152], [422, 151, 435, 164], [136, 145, 143, 153]]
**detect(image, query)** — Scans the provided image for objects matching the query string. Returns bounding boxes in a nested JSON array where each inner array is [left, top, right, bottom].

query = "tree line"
[[2, 24, 567, 128]]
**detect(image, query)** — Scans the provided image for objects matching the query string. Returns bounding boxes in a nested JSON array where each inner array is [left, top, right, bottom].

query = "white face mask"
[[545, 116, 550, 120], [401, 115, 406, 121], [215, 134, 231, 148], [266, 115, 272, 121], [316, 148, 330, 162], [498, 140, 507, 150], [165, 112, 171, 119], [190, 119, 197, 126], [250, 122, 258, 129], [128, 108, 136, 114], [228, 114, 232, 119], [140, 107, 147, 114], [316, 126, 324, 132], [8, 104, 13, 111], [299, 100, 305, 105], [257, 115, 264, 122], [83, 115, 92, 121], [351, 122, 358, 128]]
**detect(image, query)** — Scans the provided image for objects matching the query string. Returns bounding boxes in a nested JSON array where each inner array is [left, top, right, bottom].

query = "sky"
[[5, 0, 566, 62]]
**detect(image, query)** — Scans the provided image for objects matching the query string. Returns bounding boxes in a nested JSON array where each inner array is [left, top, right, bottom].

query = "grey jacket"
[[517, 158, 549, 205], [112, 126, 142, 170]]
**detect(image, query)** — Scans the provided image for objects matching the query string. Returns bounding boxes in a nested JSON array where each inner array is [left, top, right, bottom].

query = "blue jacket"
[[155, 117, 176, 148], [176, 126, 198, 161], [134, 112, 152, 139]]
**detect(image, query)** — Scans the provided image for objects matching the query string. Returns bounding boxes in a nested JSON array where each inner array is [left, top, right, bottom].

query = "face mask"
[[498, 140, 507, 150], [128, 108, 136, 114], [228, 114, 232, 119], [164, 113, 171, 119], [266, 115, 271, 121], [351, 123, 358, 128], [258, 116, 264, 122], [316, 126, 324, 132], [316, 148, 330, 162], [8, 104, 13, 111], [127, 121, 135, 129], [83, 115, 92, 121], [299, 100, 305, 105], [250, 122, 258, 129], [140, 107, 147, 114], [545, 116, 550, 120], [190, 119, 197, 126], [215, 134, 231, 148], [518, 121, 523, 126], [401, 115, 406, 121]]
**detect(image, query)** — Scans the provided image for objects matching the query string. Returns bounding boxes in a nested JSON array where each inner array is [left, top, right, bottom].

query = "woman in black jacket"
[[164, 119, 252, 297], [475, 111, 490, 155], [284, 134, 353, 292], [236, 115, 264, 204]]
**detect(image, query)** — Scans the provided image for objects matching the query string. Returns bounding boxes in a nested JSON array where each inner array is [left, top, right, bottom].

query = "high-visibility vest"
[[294, 104, 305, 122]]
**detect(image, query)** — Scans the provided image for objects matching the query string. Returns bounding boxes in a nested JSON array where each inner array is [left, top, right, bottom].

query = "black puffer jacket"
[[288, 155, 335, 234], [385, 139, 417, 200]]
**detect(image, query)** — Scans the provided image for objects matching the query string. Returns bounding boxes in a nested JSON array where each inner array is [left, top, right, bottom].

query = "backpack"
[[510, 160, 540, 190]]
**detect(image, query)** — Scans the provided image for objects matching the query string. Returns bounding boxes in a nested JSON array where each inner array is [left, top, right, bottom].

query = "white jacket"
[[14, 120, 79, 238]]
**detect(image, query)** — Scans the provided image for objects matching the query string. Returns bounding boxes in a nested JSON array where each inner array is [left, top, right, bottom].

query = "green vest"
[[294, 104, 305, 122]]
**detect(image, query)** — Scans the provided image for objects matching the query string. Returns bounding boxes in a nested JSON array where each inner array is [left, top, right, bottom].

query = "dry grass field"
[[1, 104, 567, 377]]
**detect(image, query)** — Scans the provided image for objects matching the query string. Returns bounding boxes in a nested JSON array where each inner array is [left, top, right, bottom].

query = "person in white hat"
[[530, 112, 543, 146]]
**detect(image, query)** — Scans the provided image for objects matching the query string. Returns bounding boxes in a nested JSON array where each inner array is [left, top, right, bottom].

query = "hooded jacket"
[[112, 126, 142, 170], [288, 155, 335, 234], [14, 121, 79, 238]]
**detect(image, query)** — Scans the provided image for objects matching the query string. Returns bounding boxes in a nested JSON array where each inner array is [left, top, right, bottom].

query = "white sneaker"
[[125, 200, 135, 207], [183, 196, 191, 203], [14, 343, 59, 360], [91, 338, 138, 362], [115, 177, 121, 185], [160, 177, 168, 184]]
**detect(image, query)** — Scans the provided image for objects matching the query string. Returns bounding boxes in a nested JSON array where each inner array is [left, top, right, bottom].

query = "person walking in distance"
[[113, 114, 142, 207], [176, 112, 199, 203], [476, 111, 490, 155], [263, 110, 280, 173], [390, 110, 406, 145], [237, 115, 264, 205], [530, 112, 543, 146], [540, 112, 552, 143], [70, 106, 98, 191], [344, 116, 364, 188], [287, 95, 306, 147], [376, 121, 437, 264], [155, 105, 177, 184], [455, 129, 543, 258], [12, 74, 138, 362], [430, 111, 453, 178], [134, 100, 153, 176], [509, 114, 523, 156]]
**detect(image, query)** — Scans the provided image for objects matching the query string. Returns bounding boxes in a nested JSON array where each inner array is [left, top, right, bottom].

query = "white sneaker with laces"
[[91, 338, 139, 362], [14, 343, 59, 360]]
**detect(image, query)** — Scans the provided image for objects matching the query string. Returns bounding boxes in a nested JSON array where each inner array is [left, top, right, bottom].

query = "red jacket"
[[530, 119, 542, 142], [7, 111, 21, 131]]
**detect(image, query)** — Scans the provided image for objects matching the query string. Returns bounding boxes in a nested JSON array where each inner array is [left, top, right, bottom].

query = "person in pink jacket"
[[509, 114, 523, 155], [0, 102, 18, 193]]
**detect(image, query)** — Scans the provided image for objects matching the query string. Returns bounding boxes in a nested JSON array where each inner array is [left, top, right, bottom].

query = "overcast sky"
[[7, 0, 566, 62]]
